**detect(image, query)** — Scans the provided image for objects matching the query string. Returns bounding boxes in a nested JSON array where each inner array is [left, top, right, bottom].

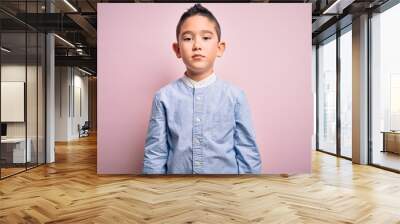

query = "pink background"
[[97, 3, 312, 174]]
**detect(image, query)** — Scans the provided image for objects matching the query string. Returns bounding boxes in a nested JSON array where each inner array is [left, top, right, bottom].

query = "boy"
[[142, 4, 261, 174]]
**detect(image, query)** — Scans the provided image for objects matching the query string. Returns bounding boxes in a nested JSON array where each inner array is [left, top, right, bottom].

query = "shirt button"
[[196, 117, 201, 122], [194, 139, 200, 144], [196, 96, 201, 100]]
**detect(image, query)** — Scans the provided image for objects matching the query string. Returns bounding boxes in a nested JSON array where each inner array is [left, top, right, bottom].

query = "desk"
[[382, 131, 400, 154], [1, 138, 31, 163]]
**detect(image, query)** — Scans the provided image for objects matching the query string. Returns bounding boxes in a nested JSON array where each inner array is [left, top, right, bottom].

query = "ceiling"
[[0, 0, 393, 75]]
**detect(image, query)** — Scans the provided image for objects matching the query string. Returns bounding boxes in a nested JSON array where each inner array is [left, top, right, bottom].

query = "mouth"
[[192, 54, 205, 60]]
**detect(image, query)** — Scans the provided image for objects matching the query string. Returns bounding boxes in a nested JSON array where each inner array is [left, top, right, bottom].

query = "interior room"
[[0, 1, 399, 223]]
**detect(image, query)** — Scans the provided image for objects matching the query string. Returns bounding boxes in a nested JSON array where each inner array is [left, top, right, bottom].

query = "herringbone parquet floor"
[[1, 134, 400, 224]]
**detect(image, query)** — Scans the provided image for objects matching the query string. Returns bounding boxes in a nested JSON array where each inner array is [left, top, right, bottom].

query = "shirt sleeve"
[[142, 93, 169, 174], [234, 90, 262, 174]]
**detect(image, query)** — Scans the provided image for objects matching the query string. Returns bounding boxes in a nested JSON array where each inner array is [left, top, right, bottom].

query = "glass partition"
[[0, 31, 28, 177], [317, 35, 337, 154], [0, 1, 46, 179], [371, 3, 400, 171]]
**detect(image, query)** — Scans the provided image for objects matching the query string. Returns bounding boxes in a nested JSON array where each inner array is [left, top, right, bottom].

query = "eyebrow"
[[181, 30, 214, 36]]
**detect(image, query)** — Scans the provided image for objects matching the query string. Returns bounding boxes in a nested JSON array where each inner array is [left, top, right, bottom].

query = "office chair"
[[79, 121, 90, 138]]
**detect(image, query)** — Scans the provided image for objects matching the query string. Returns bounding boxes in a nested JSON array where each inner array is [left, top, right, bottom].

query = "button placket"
[[192, 89, 204, 174]]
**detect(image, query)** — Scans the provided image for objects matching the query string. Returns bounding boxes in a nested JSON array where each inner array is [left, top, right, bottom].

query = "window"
[[339, 28, 352, 158], [317, 36, 337, 154], [371, 2, 400, 171]]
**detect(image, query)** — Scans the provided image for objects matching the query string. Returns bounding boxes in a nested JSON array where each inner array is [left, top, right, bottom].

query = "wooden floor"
[[1, 134, 400, 223], [373, 151, 400, 171], [0, 167, 26, 178]]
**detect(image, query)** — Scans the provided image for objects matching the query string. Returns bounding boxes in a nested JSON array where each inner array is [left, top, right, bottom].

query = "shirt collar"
[[182, 72, 217, 89]]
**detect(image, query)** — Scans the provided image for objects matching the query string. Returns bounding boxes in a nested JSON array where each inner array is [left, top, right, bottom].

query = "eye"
[[203, 36, 211, 40], [183, 37, 192, 41]]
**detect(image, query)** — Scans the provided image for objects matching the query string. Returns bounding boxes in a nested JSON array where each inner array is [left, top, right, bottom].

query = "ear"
[[216, 41, 226, 57], [172, 42, 181, 58]]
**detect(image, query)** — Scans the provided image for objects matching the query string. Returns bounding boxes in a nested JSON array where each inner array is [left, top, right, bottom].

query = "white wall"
[[1, 64, 46, 164], [1, 65, 26, 130], [55, 66, 69, 141], [1, 65, 42, 138], [55, 66, 89, 141], [72, 73, 89, 137]]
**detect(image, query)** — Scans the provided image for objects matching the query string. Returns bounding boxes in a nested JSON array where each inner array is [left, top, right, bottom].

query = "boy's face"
[[173, 15, 225, 76]]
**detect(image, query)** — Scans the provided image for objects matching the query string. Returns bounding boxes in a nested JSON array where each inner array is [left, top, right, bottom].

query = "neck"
[[185, 69, 214, 82]]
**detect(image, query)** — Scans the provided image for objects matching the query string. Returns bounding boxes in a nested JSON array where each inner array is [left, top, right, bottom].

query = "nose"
[[192, 37, 202, 51]]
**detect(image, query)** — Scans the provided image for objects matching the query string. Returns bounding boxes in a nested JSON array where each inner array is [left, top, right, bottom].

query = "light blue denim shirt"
[[142, 74, 262, 174]]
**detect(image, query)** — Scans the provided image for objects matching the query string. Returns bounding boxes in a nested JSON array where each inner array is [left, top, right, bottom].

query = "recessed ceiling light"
[[63, 0, 78, 12], [322, 0, 354, 15], [78, 67, 93, 76], [54, 34, 75, 48], [1, 47, 11, 53]]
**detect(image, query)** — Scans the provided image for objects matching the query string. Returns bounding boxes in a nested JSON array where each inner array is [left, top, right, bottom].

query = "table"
[[381, 131, 400, 154], [1, 138, 32, 164]]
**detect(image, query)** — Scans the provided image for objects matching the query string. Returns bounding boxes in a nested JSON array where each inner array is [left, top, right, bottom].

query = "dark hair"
[[176, 4, 221, 42]]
